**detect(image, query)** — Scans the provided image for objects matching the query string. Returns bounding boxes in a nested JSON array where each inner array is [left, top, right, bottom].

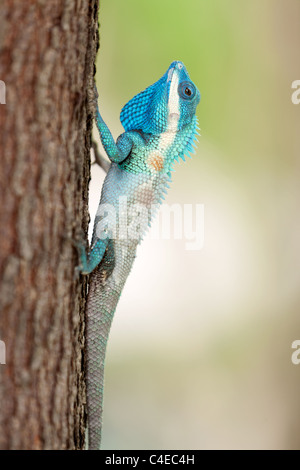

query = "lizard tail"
[[85, 240, 137, 449], [85, 268, 115, 450]]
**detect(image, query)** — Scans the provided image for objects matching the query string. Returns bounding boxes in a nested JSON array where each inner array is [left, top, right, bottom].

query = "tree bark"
[[0, 0, 99, 450]]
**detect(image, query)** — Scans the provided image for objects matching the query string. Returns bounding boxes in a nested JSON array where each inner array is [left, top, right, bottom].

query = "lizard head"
[[120, 61, 200, 136]]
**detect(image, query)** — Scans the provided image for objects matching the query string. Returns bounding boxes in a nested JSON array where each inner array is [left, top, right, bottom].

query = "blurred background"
[[91, 0, 300, 449]]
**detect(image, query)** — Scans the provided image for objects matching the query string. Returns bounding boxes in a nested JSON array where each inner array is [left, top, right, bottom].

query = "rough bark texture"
[[0, 0, 99, 450]]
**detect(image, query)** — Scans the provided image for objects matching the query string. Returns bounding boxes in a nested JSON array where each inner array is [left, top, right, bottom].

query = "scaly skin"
[[80, 61, 200, 449]]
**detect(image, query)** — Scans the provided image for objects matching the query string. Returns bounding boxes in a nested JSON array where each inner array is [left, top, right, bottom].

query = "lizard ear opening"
[[120, 75, 165, 132]]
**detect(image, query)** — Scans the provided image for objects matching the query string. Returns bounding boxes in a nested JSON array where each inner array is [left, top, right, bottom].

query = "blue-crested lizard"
[[80, 61, 200, 449]]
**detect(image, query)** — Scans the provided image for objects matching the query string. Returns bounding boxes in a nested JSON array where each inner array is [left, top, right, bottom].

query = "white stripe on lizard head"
[[156, 65, 180, 154], [167, 66, 180, 131]]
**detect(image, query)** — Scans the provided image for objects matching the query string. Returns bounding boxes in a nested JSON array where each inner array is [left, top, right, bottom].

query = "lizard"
[[79, 61, 201, 449]]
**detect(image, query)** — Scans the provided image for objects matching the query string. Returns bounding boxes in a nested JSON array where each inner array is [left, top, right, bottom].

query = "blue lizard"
[[80, 61, 200, 449]]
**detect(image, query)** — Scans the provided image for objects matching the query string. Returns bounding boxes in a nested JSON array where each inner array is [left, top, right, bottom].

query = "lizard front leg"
[[91, 140, 110, 174], [94, 86, 133, 164], [80, 87, 134, 274]]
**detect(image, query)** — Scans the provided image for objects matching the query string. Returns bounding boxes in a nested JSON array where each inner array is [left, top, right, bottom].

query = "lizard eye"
[[178, 81, 196, 100]]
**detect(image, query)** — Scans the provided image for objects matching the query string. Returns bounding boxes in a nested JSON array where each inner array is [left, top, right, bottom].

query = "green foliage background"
[[92, 0, 300, 449]]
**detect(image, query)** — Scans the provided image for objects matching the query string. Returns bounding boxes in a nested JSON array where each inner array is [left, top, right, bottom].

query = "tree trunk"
[[0, 0, 99, 450]]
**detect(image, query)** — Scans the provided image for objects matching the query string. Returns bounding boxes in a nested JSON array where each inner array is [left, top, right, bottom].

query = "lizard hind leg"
[[79, 238, 108, 275]]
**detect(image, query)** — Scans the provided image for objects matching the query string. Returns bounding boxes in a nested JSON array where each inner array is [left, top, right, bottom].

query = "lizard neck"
[[118, 116, 198, 176], [146, 116, 198, 174]]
